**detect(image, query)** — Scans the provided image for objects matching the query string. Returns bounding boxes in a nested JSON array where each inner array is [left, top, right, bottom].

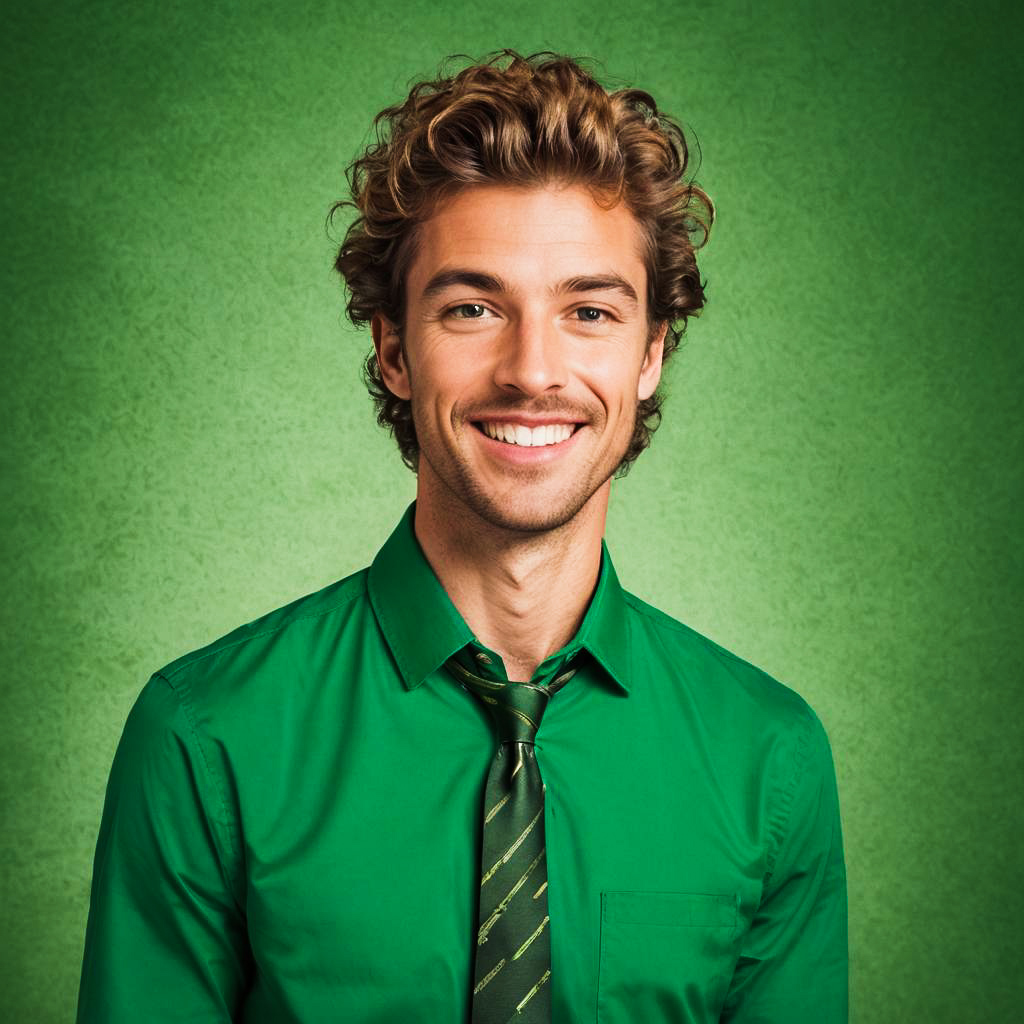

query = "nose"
[[493, 313, 568, 397]]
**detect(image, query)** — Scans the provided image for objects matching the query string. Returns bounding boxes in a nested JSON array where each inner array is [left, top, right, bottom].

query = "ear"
[[371, 313, 412, 400], [637, 321, 668, 401]]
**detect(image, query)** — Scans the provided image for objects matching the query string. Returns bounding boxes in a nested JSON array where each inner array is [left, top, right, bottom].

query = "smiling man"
[[77, 50, 848, 1024], [374, 182, 666, 689]]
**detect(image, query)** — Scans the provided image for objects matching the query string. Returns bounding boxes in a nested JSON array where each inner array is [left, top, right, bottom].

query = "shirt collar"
[[367, 501, 633, 693]]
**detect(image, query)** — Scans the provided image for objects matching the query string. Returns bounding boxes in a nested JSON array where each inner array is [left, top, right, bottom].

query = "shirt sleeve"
[[76, 672, 251, 1022], [720, 706, 849, 1023]]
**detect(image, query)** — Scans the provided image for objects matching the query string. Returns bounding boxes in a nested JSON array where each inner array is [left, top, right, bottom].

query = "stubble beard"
[[413, 405, 631, 536], [427, 449, 606, 535]]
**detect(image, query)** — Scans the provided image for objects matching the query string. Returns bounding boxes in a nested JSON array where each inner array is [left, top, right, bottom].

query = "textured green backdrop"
[[3, 1, 1022, 1021]]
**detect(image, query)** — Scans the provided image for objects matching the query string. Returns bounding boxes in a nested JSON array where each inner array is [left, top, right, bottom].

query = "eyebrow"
[[419, 268, 640, 308]]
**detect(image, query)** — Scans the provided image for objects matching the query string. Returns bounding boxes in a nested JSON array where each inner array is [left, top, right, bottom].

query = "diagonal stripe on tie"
[[480, 806, 544, 887]]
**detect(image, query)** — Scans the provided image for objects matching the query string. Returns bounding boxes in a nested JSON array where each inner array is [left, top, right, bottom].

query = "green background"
[[3, 0, 1022, 1020]]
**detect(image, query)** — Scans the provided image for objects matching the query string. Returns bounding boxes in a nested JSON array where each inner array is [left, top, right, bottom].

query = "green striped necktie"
[[445, 655, 576, 1023]]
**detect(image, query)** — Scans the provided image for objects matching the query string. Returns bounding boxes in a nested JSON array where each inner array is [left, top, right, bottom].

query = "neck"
[[414, 476, 609, 683]]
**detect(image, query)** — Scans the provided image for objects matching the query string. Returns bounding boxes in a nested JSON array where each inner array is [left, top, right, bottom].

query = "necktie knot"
[[444, 658, 558, 744]]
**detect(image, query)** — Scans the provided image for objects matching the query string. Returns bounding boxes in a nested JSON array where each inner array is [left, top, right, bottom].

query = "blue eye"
[[576, 307, 607, 322]]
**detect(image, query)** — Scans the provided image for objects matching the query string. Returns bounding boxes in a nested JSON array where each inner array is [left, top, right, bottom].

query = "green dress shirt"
[[77, 501, 848, 1023]]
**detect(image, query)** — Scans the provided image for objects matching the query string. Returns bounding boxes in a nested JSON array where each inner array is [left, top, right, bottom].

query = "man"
[[77, 50, 848, 1023]]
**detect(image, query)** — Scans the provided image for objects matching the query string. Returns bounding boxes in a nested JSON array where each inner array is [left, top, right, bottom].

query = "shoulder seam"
[[622, 592, 760, 672], [764, 704, 817, 887], [162, 577, 368, 682]]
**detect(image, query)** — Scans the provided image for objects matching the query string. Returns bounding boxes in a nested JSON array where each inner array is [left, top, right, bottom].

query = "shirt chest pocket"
[[596, 891, 740, 1024]]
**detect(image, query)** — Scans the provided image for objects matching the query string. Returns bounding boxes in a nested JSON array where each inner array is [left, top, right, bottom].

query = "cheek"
[[581, 363, 641, 420], [408, 362, 473, 432], [416, 338, 481, 393], [570, 338, 647, 395]]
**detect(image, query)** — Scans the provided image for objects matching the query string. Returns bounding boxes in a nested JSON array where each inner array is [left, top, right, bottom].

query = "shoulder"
[[154, 567, 371, 705], [622, 588, 824, 742], [621, 590, 840, 854]]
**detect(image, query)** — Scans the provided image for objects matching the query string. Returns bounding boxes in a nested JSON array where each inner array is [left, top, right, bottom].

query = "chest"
[[232, 694, 768, 1022]]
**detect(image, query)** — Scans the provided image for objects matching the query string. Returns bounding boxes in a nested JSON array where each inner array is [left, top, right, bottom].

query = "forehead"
[[406, 183, 648, 300]]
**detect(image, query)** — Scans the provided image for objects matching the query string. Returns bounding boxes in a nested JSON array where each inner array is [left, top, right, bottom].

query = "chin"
[[474, 502, 583, 535], [417, 434, 622, 533], [457, 472, 608, 535]]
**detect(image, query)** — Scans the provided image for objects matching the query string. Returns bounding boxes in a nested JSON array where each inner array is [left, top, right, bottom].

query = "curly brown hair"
[[329, 49, 714, 476]]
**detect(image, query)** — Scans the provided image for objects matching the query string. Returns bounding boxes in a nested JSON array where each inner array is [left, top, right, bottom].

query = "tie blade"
[[472, 752, 551, 1021], [445, 655, 557, 1021]]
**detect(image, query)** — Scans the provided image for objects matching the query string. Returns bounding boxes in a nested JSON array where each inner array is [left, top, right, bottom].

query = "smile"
[[474, 422, 578, 447]]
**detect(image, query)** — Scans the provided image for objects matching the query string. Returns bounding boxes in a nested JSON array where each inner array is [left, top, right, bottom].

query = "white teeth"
[[480, 422, 575, 446]]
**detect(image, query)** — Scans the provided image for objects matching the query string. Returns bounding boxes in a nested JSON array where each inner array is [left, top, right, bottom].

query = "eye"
[[445, 303, 492, 319], [574, 306, 611, 323]]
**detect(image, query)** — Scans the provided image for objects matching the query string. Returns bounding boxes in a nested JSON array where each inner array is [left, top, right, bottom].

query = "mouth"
[[471, 421, 581, 448]]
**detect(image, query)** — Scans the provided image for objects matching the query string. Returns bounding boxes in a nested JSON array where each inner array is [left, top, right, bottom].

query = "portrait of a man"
[[74, 50, 848, 1021]]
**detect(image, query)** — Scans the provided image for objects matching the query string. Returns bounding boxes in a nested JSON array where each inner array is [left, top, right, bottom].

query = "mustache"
[[460, 400, 592, 421]]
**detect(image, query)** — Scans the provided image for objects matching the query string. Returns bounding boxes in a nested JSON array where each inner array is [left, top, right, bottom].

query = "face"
[[371, 183, 667, 534]]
